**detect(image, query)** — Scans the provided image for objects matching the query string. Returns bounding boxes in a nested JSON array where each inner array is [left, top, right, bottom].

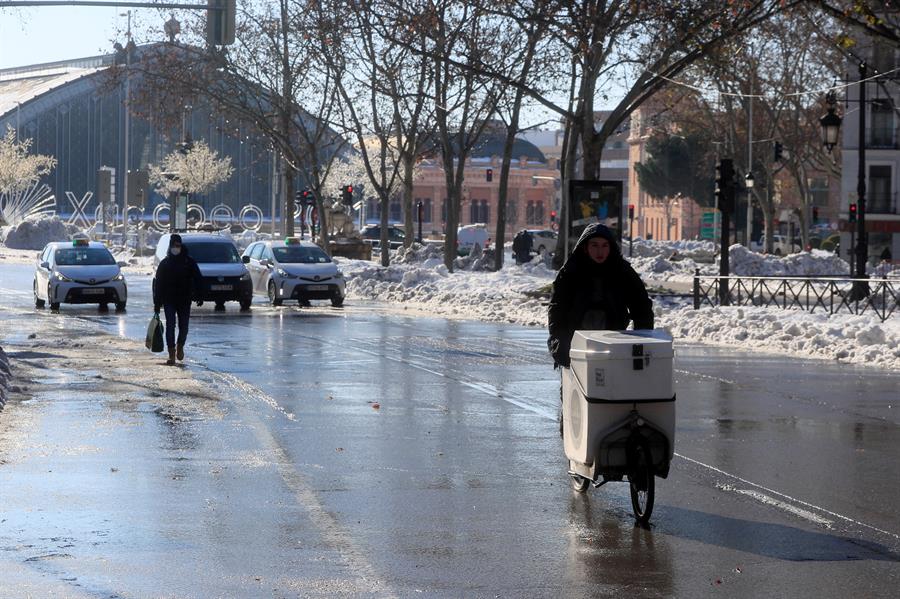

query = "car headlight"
[[276, 268, 296, 278], [55, 272, 72, 282], [240, 272, 252, 281], [113, 273, 125, 281]]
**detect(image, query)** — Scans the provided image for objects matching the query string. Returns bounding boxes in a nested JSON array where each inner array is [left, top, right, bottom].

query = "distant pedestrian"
[[547, 223, 653, 369], [153, 234, 202, 365], [513, 229, 533, 265]]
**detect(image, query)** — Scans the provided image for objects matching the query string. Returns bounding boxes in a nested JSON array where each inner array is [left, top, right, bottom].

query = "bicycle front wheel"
[[629, 441, 655, 524]]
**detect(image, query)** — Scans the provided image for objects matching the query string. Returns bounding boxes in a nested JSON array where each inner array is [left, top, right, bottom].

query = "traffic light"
[[342, 185, 353, 205], [715, 158, 735, 211], [207, 0, 236, 46], [848, 202, 857, 224], [486, 168, 493, 182], [549, 209, 557, 223], [774, 141, 783, 162], [628, 204, 635, 220]]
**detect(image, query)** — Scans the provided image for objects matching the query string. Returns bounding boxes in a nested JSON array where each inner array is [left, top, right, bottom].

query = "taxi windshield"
[[273, 246, 331, 264], [55, 248, 116, 266], [186, 242, 241, 264]]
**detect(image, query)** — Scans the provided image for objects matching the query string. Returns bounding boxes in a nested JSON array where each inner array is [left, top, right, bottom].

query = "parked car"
[[527, 229, 558, 254], [243, 238, 346, 307], [34, 238, 128, 312], [154, 232, 253, 311], [457, 224, 490, 256], [360, 224, 406, 249], [753, 234, 802, 256]]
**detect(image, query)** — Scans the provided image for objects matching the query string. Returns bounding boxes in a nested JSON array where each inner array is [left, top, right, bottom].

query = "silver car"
[[243, 238, 346, 307]]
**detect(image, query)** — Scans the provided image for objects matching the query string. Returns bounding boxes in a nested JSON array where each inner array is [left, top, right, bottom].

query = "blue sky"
[[1, 7, 145, 69]]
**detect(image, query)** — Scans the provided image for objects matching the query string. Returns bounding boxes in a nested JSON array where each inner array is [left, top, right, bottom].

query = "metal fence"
[[692, 272, 899, 322]]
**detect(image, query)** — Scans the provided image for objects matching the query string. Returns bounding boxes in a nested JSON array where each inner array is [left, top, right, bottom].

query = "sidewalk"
[[0, 323, 370, 597]]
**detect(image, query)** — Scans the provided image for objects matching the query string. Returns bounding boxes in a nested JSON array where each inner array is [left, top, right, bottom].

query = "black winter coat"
[[547, 224, 653, 368], [153, 250, 202, 310]]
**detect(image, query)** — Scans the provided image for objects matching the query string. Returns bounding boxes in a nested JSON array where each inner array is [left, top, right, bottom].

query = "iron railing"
[[692, 272, 899, 322]]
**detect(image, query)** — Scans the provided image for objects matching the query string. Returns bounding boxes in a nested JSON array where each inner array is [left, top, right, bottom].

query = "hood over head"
[[168, 234, 189, 257], [568, 223, 622, 264]]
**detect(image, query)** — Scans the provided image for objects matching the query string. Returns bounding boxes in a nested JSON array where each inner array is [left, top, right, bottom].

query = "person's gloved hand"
[[548, 337, 571, 368]]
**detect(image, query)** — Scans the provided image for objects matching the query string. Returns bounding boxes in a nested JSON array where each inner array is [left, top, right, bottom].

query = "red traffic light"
[[347, 185, 353, 194], [486, 168, 493, 182], [628, 204, 635, 219], [848, 203, 857, 223]]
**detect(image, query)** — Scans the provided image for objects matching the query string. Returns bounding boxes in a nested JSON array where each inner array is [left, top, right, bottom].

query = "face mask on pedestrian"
[[170, 245, 182, 256]]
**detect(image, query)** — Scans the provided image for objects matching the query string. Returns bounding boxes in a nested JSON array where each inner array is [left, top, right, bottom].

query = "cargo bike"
[[561, 329, 675, 524]]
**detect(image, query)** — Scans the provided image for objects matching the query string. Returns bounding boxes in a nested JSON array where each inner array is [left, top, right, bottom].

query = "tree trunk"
[[283, 168, 294, 237], [494, 100, 523, 271], [402, 154, 415, 247], [553, 118, 579, 269]]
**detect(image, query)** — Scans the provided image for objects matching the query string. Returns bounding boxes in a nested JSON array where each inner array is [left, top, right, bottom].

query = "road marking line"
[[722, 486, 835, 528], [202, 369, 397, 597], [680, 453, 899, 540]]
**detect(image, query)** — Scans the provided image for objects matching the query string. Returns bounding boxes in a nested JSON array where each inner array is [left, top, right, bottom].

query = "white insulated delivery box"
[[569, 329, 674, 401], [563, 329, 675, 477]]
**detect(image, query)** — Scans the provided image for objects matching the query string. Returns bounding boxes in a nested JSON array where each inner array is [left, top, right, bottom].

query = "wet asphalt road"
[[1, 264, 899, 597]]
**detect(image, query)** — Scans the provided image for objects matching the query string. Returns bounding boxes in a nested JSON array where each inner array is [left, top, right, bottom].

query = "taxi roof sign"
[[285, 237, 301, 245], [72, 238, 90, 247]]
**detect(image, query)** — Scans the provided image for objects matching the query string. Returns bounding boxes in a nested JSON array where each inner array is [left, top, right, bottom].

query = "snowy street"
[[0, 263, 898, 597]]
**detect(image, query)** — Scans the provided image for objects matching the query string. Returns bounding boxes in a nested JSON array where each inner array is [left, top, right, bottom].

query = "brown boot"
[[176, 344, 184, 361], [166, 347, 176, 365]]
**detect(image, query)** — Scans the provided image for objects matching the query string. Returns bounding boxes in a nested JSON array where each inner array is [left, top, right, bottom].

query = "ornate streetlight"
[[819, 91, 842, 154]]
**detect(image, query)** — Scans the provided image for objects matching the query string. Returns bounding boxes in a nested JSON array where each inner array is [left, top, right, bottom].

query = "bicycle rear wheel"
[[629, 441, 655, 524]]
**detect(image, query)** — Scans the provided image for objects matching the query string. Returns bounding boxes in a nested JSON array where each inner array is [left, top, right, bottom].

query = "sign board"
[[174, 194, 188, 231], [568, 180, 623, 247], [700, 209, 719, 240]]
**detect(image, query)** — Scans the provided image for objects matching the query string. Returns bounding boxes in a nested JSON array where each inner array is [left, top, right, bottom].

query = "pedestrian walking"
[[547, 223, 653, 369], [513, 229, 533, 265], [152, 234, 202, 365]]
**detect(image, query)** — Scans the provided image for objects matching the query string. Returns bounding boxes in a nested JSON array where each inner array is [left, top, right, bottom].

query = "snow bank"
[[0, 346, 9, 408], [728, 245, 850, 277], [658, 305, 900, 370], [0, 214, 75, 250], [341, 248, 899, 370], [629, 238, 717, 261]]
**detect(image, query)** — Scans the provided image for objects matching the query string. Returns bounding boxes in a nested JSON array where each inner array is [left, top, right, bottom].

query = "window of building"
[[442, 198, 448, 223], [390, 200, 402, 222], [869, 165, 893, 213], [418, 198, 432, 223], [869, 99, 894, 147], [506, 200, 518, 226]]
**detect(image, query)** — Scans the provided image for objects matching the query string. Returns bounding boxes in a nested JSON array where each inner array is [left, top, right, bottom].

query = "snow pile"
[[658, 306, 900, 370], [629, 238, 717, 261], [728, 245, 850, 277], [628, 254, 702, 281], [0, 346, 9, 408], [393, 242, 444, 265], [341, 252, 899, 370], [0, 214, 75, 250], [225, 229, 272, 252], [341, 256, 553, 326]]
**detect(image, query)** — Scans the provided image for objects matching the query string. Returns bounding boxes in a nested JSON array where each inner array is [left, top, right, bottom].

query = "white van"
[[457, 224, 490, 256]]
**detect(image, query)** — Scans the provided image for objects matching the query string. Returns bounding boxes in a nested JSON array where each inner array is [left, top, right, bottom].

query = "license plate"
[[211, 284, 233, 291], [306, 285, 328, 291], [82, 288, 105, 295]]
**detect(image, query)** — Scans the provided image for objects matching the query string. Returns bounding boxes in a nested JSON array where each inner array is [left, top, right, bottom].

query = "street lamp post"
[[819, 64, 869, 295]]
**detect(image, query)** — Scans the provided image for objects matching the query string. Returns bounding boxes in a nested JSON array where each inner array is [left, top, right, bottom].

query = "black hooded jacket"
[[153, 242, 202, 310], [547, 223, 653, 368]]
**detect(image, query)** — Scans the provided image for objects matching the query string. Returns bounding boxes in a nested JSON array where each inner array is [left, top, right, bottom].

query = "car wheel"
[[99, 303, 109, 312], [115, 302, 126, 312], [268, 281, 283, 306], [34, 280, 45, 308], [331, 296, 344, 308], [538, 245, 546, 255], [239, 300, 252, 312], [214, 301, 226, 311], [774, 248, 782, 256], [50, 302, 60, 312]]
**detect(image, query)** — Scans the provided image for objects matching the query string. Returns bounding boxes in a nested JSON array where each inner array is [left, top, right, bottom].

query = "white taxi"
[[243, 238, 346, 307], [34, 238, 128, 311]]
